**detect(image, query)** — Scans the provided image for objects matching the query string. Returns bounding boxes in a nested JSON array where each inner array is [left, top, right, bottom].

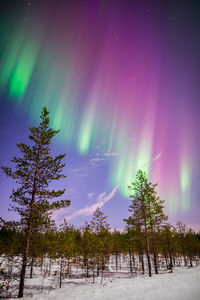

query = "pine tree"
[[1, 107, 70, 297], [161, 224, 174, 272], [80, 222, 96, 278], [176, 221, 187, 266], [111, 230, 123, 271], [125, 170, 167, 276], [54, 222, 80, 287], [90, 208, 111, 278]]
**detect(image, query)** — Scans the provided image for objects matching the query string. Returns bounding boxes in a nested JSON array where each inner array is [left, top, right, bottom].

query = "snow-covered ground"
[[22, 266, 200, 300]]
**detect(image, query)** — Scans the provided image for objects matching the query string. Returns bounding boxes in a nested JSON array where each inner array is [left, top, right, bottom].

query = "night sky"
[[0, 0, 200, 230]]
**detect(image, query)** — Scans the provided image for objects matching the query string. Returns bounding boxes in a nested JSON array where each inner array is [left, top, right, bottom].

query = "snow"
[[22, 266, 200, 300]]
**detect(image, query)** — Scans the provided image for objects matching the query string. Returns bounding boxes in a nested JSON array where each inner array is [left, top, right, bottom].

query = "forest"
[[0, 107, 200, 298]]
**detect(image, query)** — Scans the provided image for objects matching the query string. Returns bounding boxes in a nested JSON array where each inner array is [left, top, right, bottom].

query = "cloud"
[[87, 192, 94, 199], [152, 152, 162, 162], [89, 157, 106, 166], [89, 152, 119, 166], [95, 145, 101, 150], [89, 157, 106, 163], [140, 152, 162, 169], [65, 185, 120, 221], [71, 167, 88, 177], [104, 152, 119, 157], [71, 168, 82, 172]]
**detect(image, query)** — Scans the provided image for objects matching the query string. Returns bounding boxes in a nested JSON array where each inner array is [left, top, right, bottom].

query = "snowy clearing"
[[22, 266, 200, 300]]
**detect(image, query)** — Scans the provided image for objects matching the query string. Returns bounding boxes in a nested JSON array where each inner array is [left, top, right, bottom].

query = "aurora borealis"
[[0, 0, 200, 229]]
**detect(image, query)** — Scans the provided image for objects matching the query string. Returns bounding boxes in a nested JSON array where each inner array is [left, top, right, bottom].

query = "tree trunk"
[[152, 239, 158, 274], [30, 258, 34, 278], [18, 148, 39, 298], [59, 257, 63, 288], [143, 200, 151, 277], [153, 251, 158, 274], [167, 239, 173, 273], [67, 260, 71, 278], [40, 255, 43, 275], [18, 251, 28, 296], [145, 232, 151, 277], [86, 259, 89, 278], [183, 255, 187, 266], [132, 253, 136, 270], [144, 229, 151, 276], [173, 256, 176, 266], [129, 252, 133, 274], [92, 268, 95, 283], [48, 257, 52, 276], [189, 256, 193, 268], [147, 253, 151, 277], [97, 262, 100, 277], [164, 255, 168, 269], [152, 231, 158, 274], [100, 258, 104, 284], [18, 214, 33, 297], [139, 252, 145, 274], [101, 257, 104, 277], [115, 252, 118, 271]]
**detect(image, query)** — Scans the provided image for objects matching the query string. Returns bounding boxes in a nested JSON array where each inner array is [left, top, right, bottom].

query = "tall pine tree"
[[125, 170, 167, 277], [1, 107, 70, 297]]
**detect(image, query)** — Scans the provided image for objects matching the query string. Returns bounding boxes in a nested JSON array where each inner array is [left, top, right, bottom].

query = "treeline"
[[1, 212, 200, 290]]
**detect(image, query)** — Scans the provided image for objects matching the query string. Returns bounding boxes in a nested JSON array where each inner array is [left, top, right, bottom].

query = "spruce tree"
[[1, 106, 70, 297]]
